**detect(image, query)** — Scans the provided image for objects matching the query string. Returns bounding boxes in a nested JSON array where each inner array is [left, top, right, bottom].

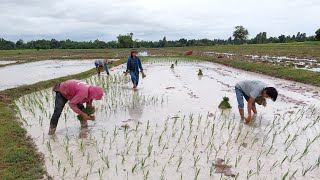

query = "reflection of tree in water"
[[128, 91, 145, 121]]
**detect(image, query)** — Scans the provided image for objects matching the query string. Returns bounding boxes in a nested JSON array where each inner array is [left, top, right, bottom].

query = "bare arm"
[[246, 97, 255, 122]]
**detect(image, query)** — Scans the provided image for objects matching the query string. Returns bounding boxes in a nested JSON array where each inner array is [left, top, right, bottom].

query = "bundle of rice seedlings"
[[218, 96, 232, 109], [141, 71, 146, 78], [255, 96, 267, 106], [198, 69, 203, 76], [77, 106, 95, 121], [171, 64, 174, 69]]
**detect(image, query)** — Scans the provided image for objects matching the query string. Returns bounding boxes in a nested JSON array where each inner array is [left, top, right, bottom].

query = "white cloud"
[[0, 0, 319, 41]]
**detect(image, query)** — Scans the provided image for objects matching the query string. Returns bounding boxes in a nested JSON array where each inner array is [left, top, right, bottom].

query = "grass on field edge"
[[0, 59, 126, 180], [0, 55, 319, 179]]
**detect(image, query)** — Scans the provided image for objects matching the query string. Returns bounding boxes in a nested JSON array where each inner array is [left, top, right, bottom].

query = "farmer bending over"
[[125, 49, 146, 89], [94, 59, 110, 75], [235, 80, 278, 124], [48, 80, 104, 135]]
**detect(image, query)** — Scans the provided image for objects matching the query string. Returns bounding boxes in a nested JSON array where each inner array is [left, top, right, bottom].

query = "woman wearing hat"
[[125, 49, 146, 89]]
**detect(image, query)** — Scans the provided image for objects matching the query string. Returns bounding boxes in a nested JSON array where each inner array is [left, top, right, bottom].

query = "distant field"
[[177, 41, 320, 61], [0, 41, 320, 62]]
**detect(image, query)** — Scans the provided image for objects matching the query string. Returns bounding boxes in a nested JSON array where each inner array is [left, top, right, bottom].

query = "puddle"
[[15, 58, 320, 179], [107, 58, 121, 63], [214, 158, 236, 177], [0, 60, 103, 91], [310, 68, 320, 72], [205, 52, 235, 58], [138, 51, 149, 56], [0, 60, 17, 65]]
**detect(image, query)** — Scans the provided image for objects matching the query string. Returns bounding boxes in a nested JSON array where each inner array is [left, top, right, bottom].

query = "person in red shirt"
[[48, 80, 104, 135]]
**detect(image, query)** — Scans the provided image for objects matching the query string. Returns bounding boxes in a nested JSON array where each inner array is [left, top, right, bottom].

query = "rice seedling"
[[62, 167, 67, 179], [246, 169, 255, 179], [194, 168, 201, 180], [98, 167, 105, 180], [289, 169, 298, 179], [282, 169, 290, 180], [193, 155, 200, 167], [302, 163, 313, 176], [57, 160, 61, 172], [143, 170, 150, 180], [131, 163, 138, 173], [74, 167, 81, 178]]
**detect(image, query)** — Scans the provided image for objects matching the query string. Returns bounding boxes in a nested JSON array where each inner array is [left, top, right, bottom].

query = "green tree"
[[117, 33, 134, 48], [159, 36, 167, 47], [278, 35, 286, 43], [315, 29, 320, 40], [50, 39, 60, 49], [16, 39, 24, 49], [0, 38, 15, 49], [233, 25, 249, 44]]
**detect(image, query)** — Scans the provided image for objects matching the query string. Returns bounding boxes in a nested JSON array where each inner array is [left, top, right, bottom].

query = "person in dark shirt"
[[125, 49, 146, 89]]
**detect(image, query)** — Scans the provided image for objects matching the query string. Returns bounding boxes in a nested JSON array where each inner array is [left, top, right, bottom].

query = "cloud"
[[0, 0, 319, 41]]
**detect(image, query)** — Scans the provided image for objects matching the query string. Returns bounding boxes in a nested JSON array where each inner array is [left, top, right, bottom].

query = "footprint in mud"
[[188, 92, 199, 98], [214, 158, 236, 177], [241, 142, 248, 148], [122, 119, 134, 123], [208, 113, 214, 117]]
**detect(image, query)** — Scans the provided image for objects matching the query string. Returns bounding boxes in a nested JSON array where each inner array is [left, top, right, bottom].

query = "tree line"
[[1, 26, 319, 50]]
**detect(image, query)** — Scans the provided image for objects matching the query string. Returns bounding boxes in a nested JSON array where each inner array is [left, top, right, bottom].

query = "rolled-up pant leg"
[[235, 86, 245, 109], [50, 92, 68, 128]]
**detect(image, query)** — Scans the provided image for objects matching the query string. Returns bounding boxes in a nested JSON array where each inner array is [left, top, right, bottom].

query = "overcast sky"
[[1, 0, 319, 42]]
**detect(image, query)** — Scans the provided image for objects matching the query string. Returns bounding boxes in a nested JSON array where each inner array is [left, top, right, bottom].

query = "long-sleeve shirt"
[[126, 57, 143, 74], [94, 59, 109, 74], [56, 80, 93, 114]]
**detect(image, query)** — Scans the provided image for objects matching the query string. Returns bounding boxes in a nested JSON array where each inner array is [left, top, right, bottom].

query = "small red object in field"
[[218, 55, 224, 58], [185, 50, 193, 55]]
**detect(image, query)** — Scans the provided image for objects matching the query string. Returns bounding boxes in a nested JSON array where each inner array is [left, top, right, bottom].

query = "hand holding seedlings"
[[141, 71, 146, 78]]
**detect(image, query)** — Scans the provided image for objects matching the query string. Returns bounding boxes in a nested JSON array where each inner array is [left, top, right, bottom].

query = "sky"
[[0, 0, 319, 42]]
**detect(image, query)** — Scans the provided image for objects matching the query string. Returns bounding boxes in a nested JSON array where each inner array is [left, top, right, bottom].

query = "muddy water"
[[0, 60, 17, 65], [0, 60, 99, 90], [205, 52, 320, 70], [16, 58, 320, 179]]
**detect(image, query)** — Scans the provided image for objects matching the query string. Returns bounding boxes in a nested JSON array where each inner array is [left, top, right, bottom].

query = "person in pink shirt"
[[48, 80, 104, 135]]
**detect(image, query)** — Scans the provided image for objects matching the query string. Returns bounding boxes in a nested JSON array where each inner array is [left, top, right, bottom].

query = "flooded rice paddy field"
[[15, 58, 320, 179], [0, 60, 100, 91]]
